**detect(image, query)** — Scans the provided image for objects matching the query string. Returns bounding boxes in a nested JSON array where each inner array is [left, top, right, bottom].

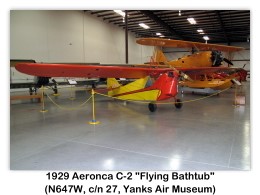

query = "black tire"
[[175, 99, 183, 109], [148, 103, 157, 112]]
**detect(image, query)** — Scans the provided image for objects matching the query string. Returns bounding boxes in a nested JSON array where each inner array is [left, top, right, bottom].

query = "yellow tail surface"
[[153, 49, 168, 64], [107, 78, 121, 90], [107, 77, 160, 101], [107, 77, 149, 96]]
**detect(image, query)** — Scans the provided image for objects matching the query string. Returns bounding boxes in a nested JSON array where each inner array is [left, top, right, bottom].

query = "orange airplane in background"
[[136, 38, 247, 90], [136, 38, 243, 68]]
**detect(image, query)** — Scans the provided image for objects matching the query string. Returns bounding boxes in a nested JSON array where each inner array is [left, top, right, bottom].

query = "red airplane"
[[15, 63, 183, 112]]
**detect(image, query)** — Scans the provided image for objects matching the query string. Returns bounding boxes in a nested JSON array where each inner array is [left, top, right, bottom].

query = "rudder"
[[153, 49, 168, 64]]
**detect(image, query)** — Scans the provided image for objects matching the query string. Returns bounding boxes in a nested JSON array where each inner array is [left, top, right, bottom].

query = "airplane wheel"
[[175, 99, 183, 109], [148, 103, 157, 112]]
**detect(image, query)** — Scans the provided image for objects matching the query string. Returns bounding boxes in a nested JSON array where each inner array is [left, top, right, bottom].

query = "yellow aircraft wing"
[[136, 38, 244, 52]]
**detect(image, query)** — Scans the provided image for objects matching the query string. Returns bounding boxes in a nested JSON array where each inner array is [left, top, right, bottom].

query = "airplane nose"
[[211, 51, 223, 67]]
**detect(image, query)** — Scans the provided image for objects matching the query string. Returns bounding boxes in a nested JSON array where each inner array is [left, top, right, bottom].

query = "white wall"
[[10, 10, 153, 64], [11, 10, 249, 73]]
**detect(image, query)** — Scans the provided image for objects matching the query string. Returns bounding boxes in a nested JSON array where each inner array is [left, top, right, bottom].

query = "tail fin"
[[153, 49, 168, 64], [107, 77, 149, 97], [107, 78, 121, 90], [107, 78, 121, 97]]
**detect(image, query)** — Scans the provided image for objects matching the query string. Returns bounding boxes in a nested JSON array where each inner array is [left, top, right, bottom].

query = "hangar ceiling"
[[85, 10, 250, 45]]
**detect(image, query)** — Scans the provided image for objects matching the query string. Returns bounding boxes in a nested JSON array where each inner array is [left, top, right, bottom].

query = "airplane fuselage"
[[108, 71, 179, 101], [167, 51, 213, 68]]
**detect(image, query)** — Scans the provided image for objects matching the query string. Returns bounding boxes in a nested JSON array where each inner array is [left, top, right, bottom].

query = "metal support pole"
[[125, 10, 128, 64]]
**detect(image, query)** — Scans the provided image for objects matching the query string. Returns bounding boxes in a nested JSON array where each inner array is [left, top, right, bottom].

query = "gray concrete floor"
[[10, 82, 250, 170]]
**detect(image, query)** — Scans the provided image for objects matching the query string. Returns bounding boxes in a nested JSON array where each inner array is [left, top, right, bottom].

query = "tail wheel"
[[175, 99, 183, 109], [148, 103, 157, 112]]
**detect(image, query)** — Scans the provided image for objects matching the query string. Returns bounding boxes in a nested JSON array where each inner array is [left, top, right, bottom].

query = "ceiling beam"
[[139, 10, 184, 40], [215, 11, 230, 45]]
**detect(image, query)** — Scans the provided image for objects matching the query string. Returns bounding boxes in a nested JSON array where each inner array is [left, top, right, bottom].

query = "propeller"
[[223, 58, 233, 66], [211, 50, 234, 67], [211, 51, 223, 67]]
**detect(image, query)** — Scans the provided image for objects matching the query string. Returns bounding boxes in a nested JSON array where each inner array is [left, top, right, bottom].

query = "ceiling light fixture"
[[203, 36, 209, 40], [113, 10, 125, 17], [139, 23, 150, 29], [187, 17, 196, 24], [203, 36, 209, 43], [197, 29, 205, 35], [178, 10, 181, 16]]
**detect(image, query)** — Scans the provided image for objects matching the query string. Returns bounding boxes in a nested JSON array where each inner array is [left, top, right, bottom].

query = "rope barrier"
[[39, 84, 232, 125], [40, 81, 232, 108], [94, 87, 231, 105], [46, 93, 92, 110], [39, 86, 99, 124]]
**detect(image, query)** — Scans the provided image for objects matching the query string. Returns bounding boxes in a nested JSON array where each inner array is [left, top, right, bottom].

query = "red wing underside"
[[15, 63, 173, 78]]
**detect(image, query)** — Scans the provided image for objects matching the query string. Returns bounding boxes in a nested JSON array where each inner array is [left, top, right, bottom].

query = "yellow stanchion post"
[[40, 85, 48, 113], [89, 89, 100, 125], [233, 84, 239, 107], [69, 85, 75, 100]]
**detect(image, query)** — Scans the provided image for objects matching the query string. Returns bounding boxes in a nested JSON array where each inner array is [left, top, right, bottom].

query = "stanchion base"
[[89, 120, 100, 125], [40, 109, 48, 113], [52, 93, 60, 96], [69, 97, 76, 100]]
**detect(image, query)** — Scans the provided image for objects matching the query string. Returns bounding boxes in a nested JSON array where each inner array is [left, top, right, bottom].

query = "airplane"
[[136, 38, 247, 91], [15, 39, 246, 112], [136, 38, 244, 68], [10, 59, 100, 95], [15, 63, 186, 112]]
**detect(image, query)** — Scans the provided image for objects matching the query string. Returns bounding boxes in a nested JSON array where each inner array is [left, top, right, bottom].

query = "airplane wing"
[[15, 63, 174, 78], [177, 66, 245, 76], [136, 38, 244, 52]]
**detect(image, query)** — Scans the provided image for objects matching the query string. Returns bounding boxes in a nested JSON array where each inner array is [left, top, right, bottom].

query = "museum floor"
[[10, 82, 250, 170]]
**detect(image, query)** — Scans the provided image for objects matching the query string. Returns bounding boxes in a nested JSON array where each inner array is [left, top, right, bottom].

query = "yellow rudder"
[[107, 77, 149, 97], [153, 49, 168, 64]]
